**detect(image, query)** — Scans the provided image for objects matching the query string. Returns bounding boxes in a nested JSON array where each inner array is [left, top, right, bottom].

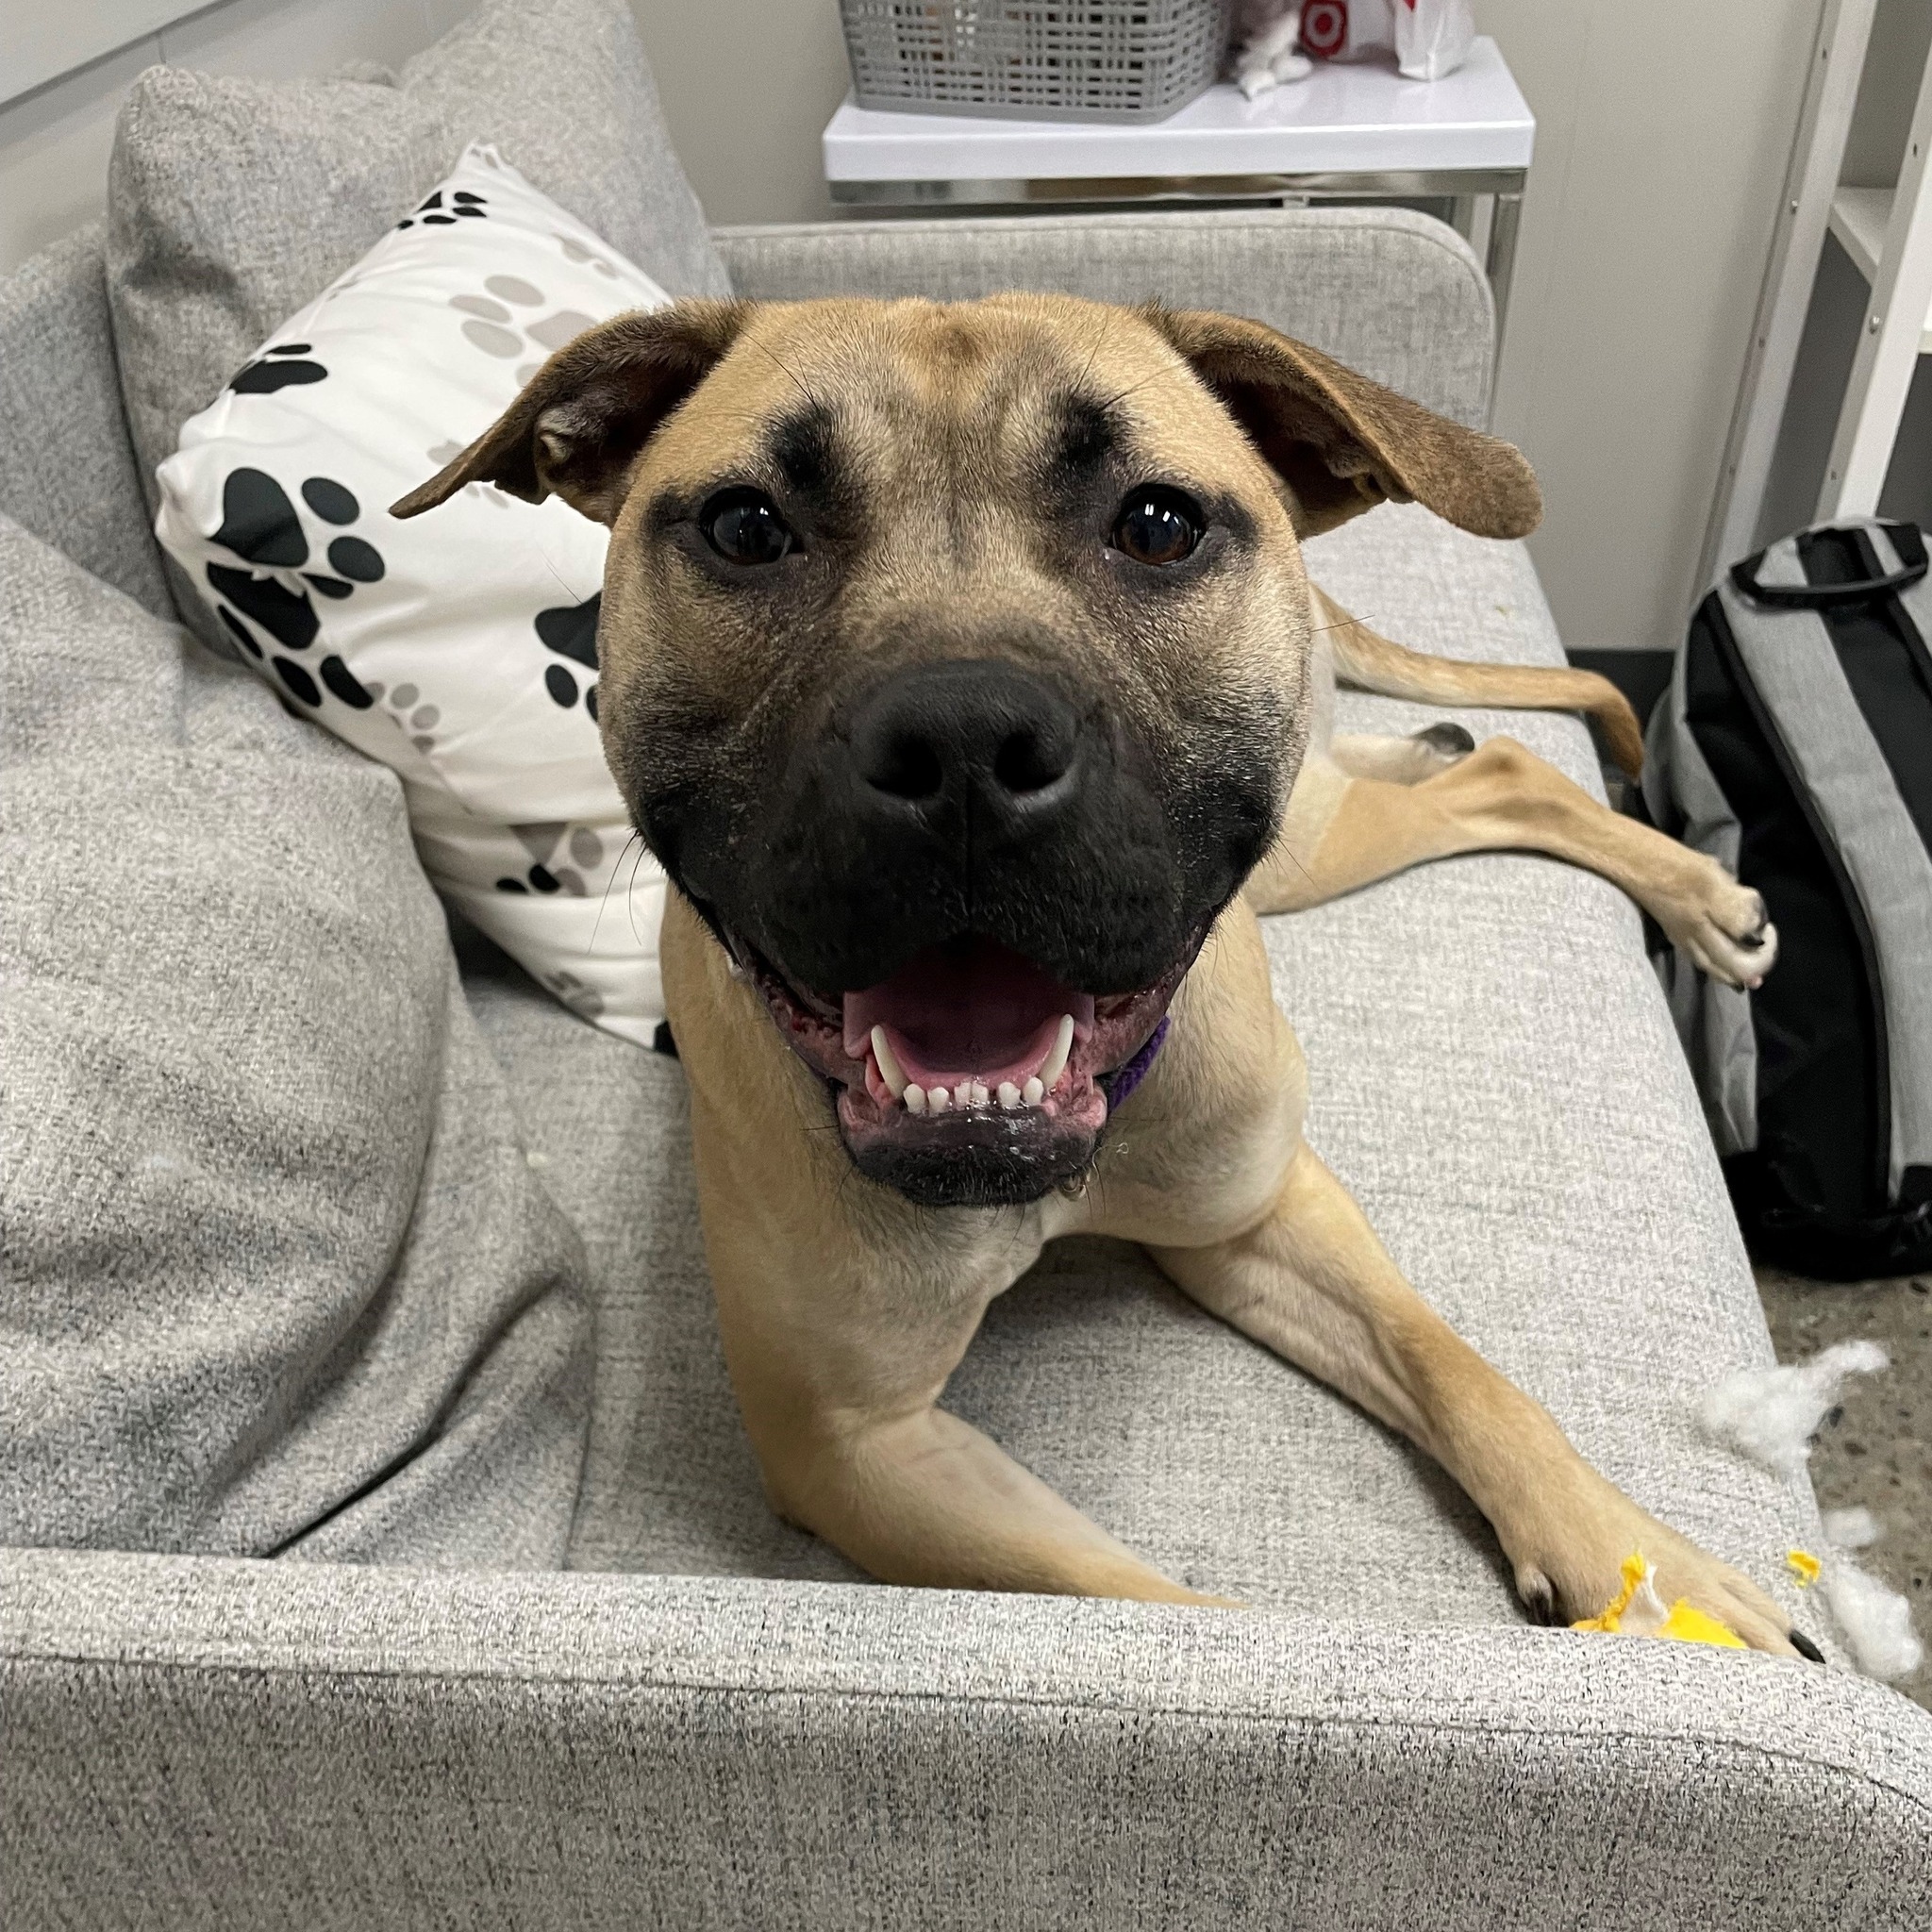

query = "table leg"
[[1486, 191, 1524, 405]]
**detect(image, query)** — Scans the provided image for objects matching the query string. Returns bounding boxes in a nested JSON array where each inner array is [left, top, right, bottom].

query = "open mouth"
[[728, 929, 1191, 1202]]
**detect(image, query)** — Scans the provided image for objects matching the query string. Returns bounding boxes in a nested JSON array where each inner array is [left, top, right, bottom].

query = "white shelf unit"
[[1826, 185, 1932, 353], [1705, 0, 1932, 581]]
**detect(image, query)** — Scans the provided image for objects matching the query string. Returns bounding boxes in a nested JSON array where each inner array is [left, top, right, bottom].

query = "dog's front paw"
[[1653, 857, 1776, 990], [1503, 1474, 1810, 1658]]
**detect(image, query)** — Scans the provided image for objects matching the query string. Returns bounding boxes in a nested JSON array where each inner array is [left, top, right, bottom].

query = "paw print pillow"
[[155, 145, 667, 1044]]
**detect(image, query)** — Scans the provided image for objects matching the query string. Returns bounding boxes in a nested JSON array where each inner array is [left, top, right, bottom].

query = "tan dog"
[[397, 294, 1801, 1654]]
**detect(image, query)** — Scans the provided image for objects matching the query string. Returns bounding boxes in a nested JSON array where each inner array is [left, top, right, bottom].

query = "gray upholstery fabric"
[[106, 0, 728, 501], [0, 517, 591, 1564], [0, 225, 170, 618], [716, 206, 1496, 427], [4, 1552, 1929, 1929]]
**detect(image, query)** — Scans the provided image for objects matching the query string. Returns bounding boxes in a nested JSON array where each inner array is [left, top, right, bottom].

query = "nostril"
[[992, 725, 1072, 796], [862, 731, 945, 802]]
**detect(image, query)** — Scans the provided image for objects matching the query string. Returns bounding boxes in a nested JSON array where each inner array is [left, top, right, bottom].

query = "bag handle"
[[1731, 521, 1927, 607]]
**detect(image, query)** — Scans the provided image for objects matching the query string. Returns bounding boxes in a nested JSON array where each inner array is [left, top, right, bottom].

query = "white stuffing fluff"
[[1699, 1339, 1890, 1479], [1816, 1506, 1922, 1681], [1821, 1504, 1883, 1551], [1702, 1350, 1923, 1679], [1821, 1555, 1924, 1680]]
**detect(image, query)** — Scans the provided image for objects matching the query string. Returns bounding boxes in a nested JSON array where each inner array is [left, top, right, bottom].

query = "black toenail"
[[1790, 1628, 1824, 1663]]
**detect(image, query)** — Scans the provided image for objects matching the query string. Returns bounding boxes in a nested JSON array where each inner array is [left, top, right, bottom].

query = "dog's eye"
[[1111, 488, 1202, 567], [702, 489, 794, 566]]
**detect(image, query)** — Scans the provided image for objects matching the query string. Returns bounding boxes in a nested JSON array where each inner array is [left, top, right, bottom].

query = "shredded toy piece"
[[1699, 1340, 1889, 1479], [1787, 1548, 1822, 1587], [1572, 1552, 1746, 1649]]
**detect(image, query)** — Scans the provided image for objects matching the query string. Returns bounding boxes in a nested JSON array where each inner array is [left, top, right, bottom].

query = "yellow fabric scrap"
[[1571, 1551, 1746, 1649], [1787, 1547, 1822, 1587]]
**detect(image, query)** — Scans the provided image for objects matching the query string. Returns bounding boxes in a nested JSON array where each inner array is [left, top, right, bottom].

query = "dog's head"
[[395, 295, 1537, 1207]]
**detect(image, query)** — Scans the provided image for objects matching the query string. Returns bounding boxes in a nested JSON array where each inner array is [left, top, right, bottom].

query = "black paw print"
[[495, 823, 606, 897], [397, 189, 489, 231], [207, 467, 386, 713], [228, 341, 327, 395], [535, 593, 600, 720]]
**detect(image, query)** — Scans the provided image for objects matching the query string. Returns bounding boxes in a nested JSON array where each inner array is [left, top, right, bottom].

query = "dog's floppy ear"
[[1143, 307, 1541, 540], [391, 299, 749, 526]]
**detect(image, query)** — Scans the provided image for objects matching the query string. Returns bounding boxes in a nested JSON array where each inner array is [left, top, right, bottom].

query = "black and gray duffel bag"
[[1643, 516, 1932, 1279]]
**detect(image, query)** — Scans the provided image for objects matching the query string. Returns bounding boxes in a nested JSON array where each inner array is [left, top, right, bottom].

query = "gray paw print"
[[542, 967, 607, 1020], [450, 275, 597, 388], [359, 675, 441, 755]]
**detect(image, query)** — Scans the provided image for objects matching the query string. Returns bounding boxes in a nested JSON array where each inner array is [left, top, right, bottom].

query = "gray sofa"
[[3, 7, 1929, 1926]]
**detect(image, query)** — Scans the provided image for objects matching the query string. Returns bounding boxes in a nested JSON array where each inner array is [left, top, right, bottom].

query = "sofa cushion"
[[0, 227, 170, 619], [0, 515, 591, 1565], [105, 0, 728, 504], [469, 507, 1825, 1653]]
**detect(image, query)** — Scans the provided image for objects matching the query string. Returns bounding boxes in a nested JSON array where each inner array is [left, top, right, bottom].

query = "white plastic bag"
[[1392, 0, 1475, 81]]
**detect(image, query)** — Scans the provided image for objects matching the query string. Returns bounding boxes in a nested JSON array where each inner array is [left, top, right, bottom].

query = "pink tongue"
[[843, 938, 1094, 1088]]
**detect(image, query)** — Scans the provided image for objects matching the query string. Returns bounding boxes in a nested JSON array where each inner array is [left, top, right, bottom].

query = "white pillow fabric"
[[155, 144, 668, 1044]]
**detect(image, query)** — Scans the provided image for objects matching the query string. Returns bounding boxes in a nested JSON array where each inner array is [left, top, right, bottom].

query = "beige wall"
[[631, 0, 847, 226], [4, 1, 1840, 653], [1467, 1, 1823, 653]]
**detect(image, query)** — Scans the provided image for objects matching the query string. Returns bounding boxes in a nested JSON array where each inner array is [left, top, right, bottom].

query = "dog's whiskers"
[[586, 829, 646, 958]]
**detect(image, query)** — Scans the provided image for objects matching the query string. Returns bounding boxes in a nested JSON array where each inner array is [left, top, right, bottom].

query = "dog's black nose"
[[848, 659, 1081, 824]]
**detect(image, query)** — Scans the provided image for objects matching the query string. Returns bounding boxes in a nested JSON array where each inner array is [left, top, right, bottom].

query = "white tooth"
[[929, 1086, 950, 1113], [1039, 1014, 1074, 1092], [904, 1084, 927, 1115], [971, 1081, 990, 1108], [998, 1081, 1021, 1110], [870, 1024, 908, 1099], [1023, 1076, 1043, 1107]]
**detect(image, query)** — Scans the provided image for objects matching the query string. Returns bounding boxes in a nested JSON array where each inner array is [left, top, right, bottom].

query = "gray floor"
[[1757, 1264, 1932, 1713]]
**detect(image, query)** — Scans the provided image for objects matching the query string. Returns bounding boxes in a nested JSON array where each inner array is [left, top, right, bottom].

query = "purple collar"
[[1100, 1015, 1170, 1112]]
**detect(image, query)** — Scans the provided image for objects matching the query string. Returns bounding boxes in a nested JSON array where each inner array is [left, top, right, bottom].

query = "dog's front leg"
[[1148, 1143, 1806, 1654], [688, 1110, 1224, 1606], [706, 1243, 1224, 1606]]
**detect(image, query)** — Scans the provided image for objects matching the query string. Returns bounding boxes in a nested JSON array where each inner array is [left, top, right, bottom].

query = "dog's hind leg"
[[1246, 734, 1776, 987]]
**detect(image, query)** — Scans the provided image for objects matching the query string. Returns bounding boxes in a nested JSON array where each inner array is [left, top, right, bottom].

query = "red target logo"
[[1301, 1, 1349, 58]]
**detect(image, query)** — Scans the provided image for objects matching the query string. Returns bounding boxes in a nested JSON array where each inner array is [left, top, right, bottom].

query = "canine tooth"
[[1039, 1014, 1074, 1092], [998, 1081, 1021, 1110], [929, 1087, 950, 1113], [1023, 1076, 1043, 1107], [870, 1024, 908, 1099], [904, 1084, 927, 1115]]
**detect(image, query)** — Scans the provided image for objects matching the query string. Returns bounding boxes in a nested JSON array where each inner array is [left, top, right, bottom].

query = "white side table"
[[822, 37, 1535, 358]]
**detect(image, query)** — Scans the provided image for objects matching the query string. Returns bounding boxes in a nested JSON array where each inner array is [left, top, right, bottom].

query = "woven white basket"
[[840, 0, 1231, 123]]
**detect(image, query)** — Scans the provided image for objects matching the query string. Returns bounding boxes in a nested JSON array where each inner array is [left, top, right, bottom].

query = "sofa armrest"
[[6, 1548, 1929, 1928], [712, 205, 1495, 426]]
